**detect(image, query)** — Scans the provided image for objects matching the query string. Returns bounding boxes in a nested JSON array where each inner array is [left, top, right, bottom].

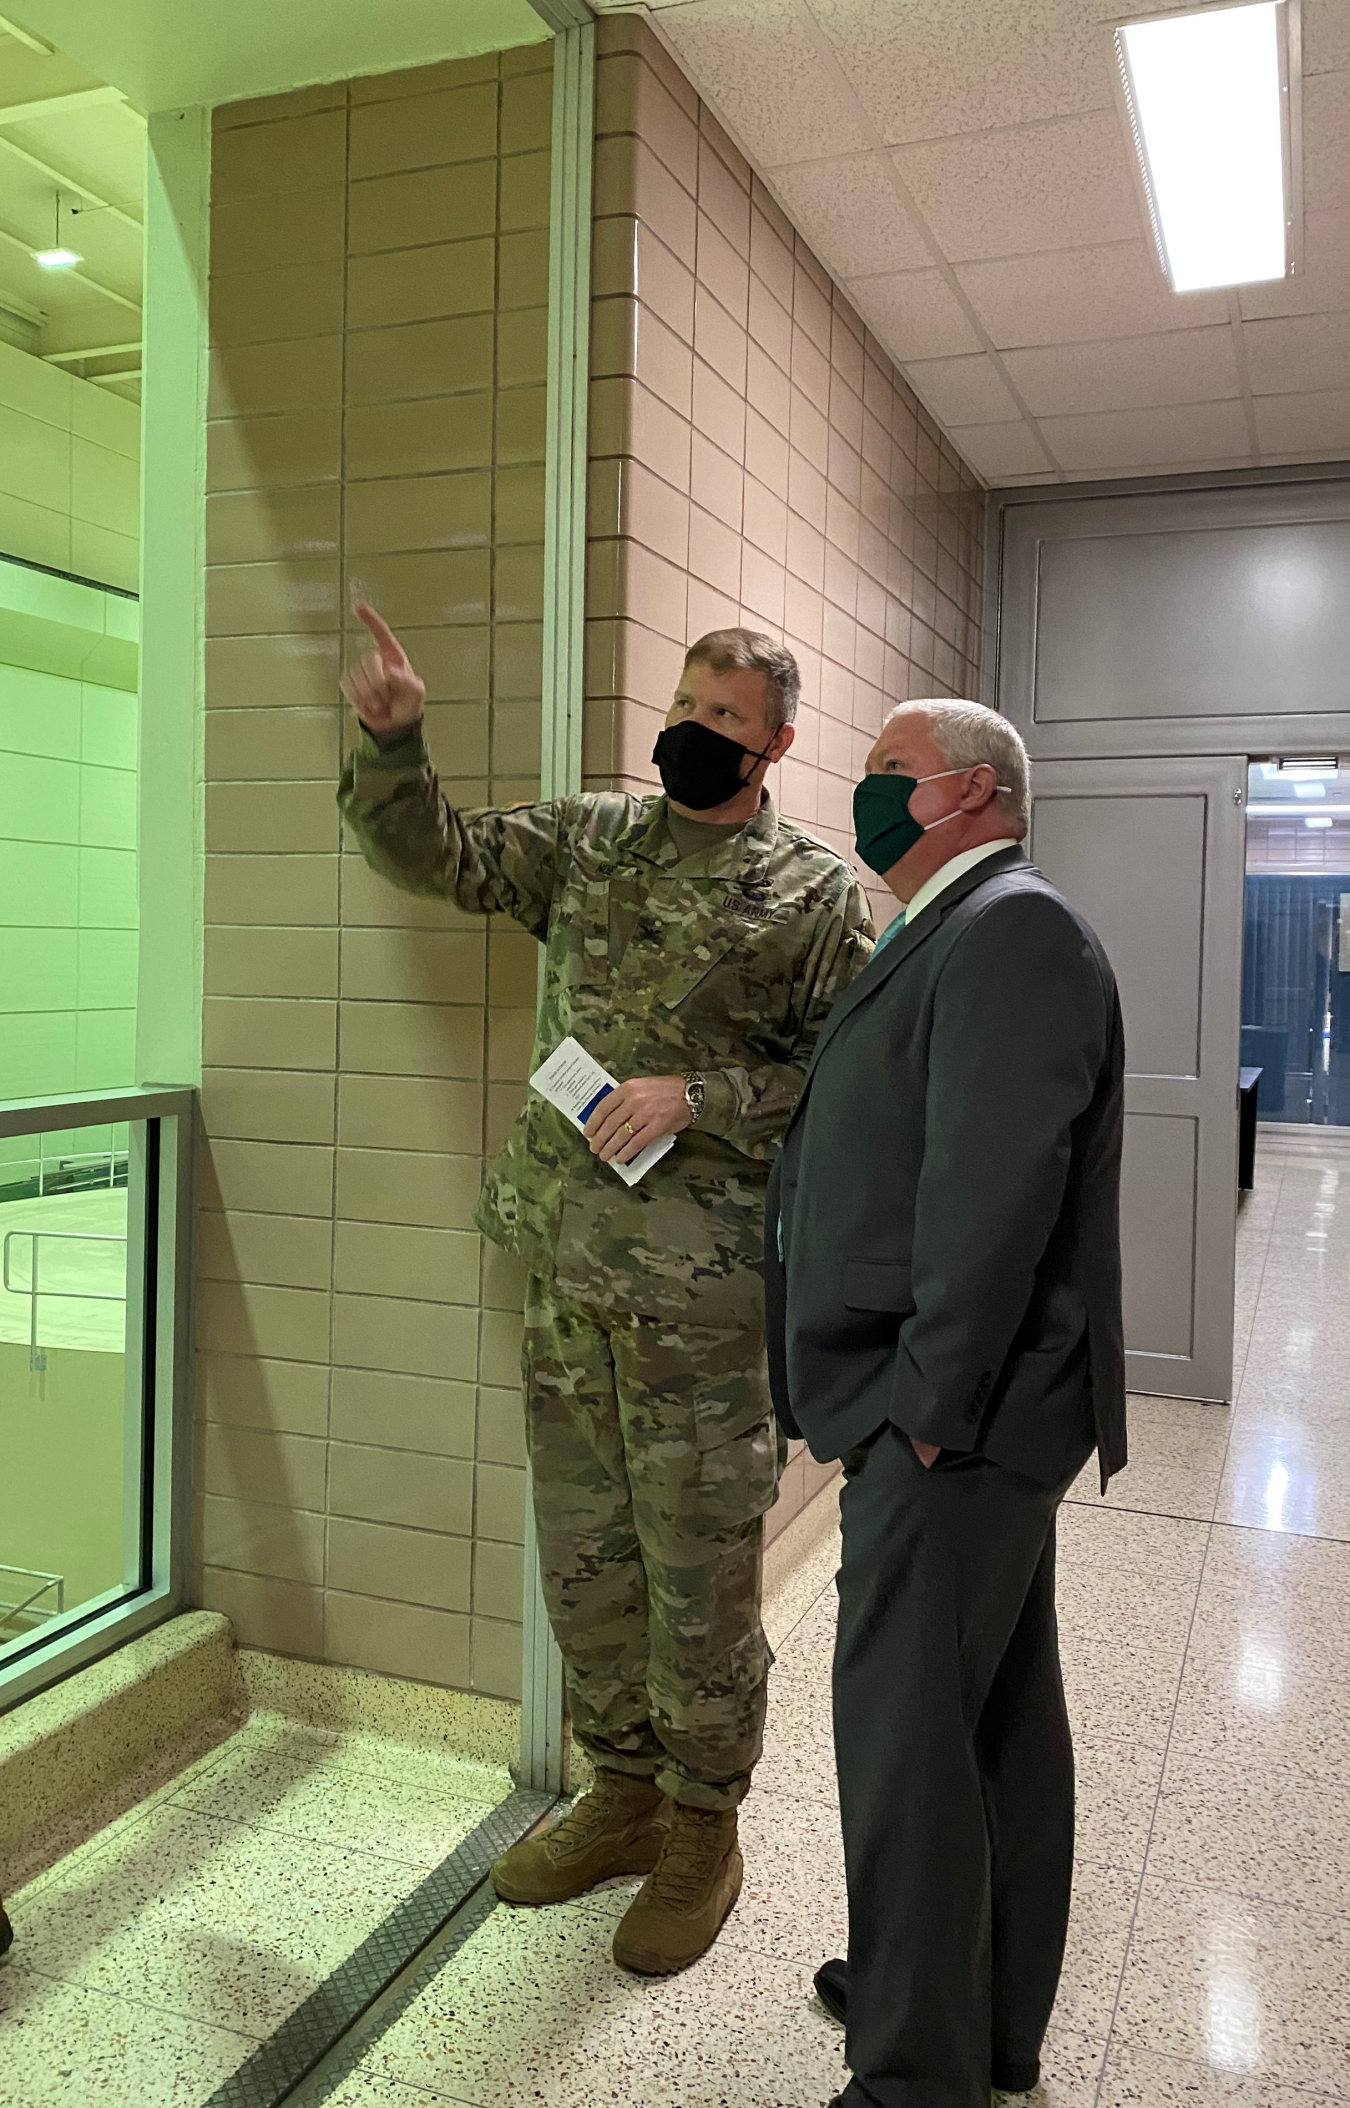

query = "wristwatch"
[[683, 1073, 706, 1126]]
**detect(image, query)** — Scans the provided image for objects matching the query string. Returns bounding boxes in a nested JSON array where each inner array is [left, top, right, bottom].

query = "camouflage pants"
[[522, 1275, 780, 1811]]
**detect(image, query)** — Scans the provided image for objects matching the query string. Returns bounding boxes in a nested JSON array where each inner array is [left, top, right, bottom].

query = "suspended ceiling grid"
[[0, 0, 552, 402], [607, 0, 1350, 484], [0, 17, 143, 398]]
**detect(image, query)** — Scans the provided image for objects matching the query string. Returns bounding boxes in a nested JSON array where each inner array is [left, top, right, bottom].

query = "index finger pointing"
[[353, 602, 408, 666]]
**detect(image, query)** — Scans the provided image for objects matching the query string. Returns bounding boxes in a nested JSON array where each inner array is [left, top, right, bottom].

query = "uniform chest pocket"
[[653, 936, 741, 1012]]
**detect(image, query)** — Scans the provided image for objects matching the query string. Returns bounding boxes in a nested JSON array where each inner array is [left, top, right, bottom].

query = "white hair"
[[883, 697, 1030, 836]]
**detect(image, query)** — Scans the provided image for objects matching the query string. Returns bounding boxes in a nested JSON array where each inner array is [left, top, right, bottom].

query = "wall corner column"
[[521, 7, 595, 1795], [138, 107, 210, 1091]]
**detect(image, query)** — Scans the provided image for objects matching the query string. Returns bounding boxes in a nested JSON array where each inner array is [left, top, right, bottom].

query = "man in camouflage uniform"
[[339, 605, 871, 1974]]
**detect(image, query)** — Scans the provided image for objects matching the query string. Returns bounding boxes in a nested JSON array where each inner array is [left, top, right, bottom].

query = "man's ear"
[[769, 723, 795, 765]]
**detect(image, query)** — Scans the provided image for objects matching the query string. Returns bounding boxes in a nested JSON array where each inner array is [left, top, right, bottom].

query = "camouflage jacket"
[[338, 725, 873, 1322]]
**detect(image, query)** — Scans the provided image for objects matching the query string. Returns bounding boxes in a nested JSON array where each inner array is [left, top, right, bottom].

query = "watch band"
[[683, 1072, 706, 1126]]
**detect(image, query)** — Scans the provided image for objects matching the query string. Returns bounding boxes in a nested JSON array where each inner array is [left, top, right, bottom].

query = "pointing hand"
[[341, 603, 426, 737]]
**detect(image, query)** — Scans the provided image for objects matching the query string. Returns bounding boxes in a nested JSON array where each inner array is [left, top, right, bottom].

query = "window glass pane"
[[0, 556, 141, 1104], [0, 1117, 149, 1662]]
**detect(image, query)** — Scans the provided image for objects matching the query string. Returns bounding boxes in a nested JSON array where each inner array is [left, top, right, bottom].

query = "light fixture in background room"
[[1115, 1, 1301, 293], [32, 190, 81, 271], [1273, 756, 1337, 780], [1304, 815, 1335, 829]]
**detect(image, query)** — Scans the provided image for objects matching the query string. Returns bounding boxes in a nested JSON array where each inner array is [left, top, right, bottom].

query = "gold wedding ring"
[[623, 1120, 635, 1137]]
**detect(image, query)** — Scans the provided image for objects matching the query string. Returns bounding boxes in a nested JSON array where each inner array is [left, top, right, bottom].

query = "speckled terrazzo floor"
[[0, 1711, 513, 2107], [4, 1131, 1350, 2106], [311, 1133, 1350, 2108]]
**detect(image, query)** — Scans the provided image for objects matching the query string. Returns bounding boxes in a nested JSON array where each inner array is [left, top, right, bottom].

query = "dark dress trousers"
[[764, 846, 1125, 2108]]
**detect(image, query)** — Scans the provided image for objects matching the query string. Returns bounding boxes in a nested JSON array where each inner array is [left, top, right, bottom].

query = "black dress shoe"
[[813, 1956, 847, 2025], [813, 1962, 1039, 2095], [992, 2059, 1041, 2094]]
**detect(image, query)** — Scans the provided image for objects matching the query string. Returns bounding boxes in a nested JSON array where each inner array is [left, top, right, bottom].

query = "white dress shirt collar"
[[901, 838, 1021, 928]]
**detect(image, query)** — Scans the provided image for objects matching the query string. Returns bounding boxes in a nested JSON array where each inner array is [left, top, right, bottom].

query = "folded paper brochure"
[[529, 1037, 676, 1188]]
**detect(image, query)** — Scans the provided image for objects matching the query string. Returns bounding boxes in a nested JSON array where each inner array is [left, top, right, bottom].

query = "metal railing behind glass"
[[0, 1563, 65, 1639], [0, 1085, 196, 1714], [2, 1230, 129, 1373]]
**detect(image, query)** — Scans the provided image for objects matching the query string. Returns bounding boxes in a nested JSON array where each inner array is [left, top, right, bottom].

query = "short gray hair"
[[885, 697, 1030, 835], [684, 629, 801, 730]]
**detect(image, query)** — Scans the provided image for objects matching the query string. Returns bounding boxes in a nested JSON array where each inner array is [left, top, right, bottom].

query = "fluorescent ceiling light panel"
[[33, 246, 81, 269], [1117, 2, 1290, 292], [1304, 815, 1334, 828], [1254, 803, 1350, 817]]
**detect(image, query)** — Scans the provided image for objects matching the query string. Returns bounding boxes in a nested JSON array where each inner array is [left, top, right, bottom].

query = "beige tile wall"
[[0, 338, 140, 592], [197, 45, 552, 1702], [585, 18, 986, 1541]]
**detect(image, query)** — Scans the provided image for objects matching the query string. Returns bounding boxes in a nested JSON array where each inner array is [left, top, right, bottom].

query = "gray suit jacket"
[[765, 847, 1127, 1490]]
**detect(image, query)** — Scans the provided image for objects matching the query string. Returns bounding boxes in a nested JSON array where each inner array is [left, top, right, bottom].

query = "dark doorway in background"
[[1244, 760, 1350, 1126]]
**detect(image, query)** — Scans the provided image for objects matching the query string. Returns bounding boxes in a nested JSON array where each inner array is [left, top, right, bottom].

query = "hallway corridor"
[[3, 1129, 1350, 2106]]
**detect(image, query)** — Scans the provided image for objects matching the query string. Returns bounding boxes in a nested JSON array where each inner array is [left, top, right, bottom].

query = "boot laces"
[[644, 1810, 726, 1910], [544, 1777, 636, 1858]]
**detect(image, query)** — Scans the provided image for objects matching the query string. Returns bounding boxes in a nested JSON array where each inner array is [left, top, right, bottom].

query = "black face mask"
[[652, 718, 774, 811]]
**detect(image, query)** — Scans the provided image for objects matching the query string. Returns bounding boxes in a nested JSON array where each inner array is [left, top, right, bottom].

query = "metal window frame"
[[518, 3, 594, 1796], [0, 1085, 197, 1714]]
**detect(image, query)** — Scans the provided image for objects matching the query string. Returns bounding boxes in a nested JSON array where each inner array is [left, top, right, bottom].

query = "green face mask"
[[852, 768, 963, 877], [853, 766, 1013, 878]]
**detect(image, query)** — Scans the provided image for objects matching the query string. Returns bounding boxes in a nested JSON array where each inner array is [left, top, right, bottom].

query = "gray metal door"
[[1030, 756, 1247, 1402]]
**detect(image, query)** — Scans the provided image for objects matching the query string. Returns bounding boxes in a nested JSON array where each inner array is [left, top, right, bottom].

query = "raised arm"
[[337, 603, 564, 936]]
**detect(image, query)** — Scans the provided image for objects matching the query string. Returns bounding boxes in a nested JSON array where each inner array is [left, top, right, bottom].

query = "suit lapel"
[[792, 847, 1032, 1116]]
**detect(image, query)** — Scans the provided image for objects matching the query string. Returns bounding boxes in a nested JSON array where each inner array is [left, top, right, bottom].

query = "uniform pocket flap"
[[842, 1259, 911, 1312], [653, 937, 740, 1011]]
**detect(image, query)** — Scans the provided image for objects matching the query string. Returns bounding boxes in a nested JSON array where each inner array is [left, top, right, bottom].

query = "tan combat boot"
[[611, 1804, 743, 1974], [492, 1768, 670, 1905]]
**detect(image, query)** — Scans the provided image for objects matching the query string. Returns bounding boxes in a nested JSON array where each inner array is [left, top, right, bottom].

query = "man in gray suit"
[[765, 699, 1125, 2108]]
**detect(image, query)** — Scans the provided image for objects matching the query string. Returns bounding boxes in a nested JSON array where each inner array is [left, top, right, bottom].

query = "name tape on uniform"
[[529, 1037, 676, 1188]]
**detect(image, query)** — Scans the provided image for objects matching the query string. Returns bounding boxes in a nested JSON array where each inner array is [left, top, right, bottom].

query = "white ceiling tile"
[[1001, 326, 1241, 417], [1303, 2, 1350, 74], [956, 241, 1230, 348], [893, 111, 1142, 262], [1038, 399, 1252, 473], [846, 268, 982, 361], [1239, 208, 1350, 321], [655, 0, 873, 168], [1302, 70, 1350, 214], [623, 0, 1349, 483], [946, 419, 1056, 483], [1254, 389, 1350, 457], [902, 353, 1023, 428], [804, 0, 1116, 147], [1244, 313, 1350, 396], [1057, 455, 1256, 482], [769, 157, 932, 278]]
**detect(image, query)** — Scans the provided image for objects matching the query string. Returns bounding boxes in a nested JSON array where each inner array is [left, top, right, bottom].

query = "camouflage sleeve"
[[337, 722, 564, 940], [698, 876, 874, 1159]]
